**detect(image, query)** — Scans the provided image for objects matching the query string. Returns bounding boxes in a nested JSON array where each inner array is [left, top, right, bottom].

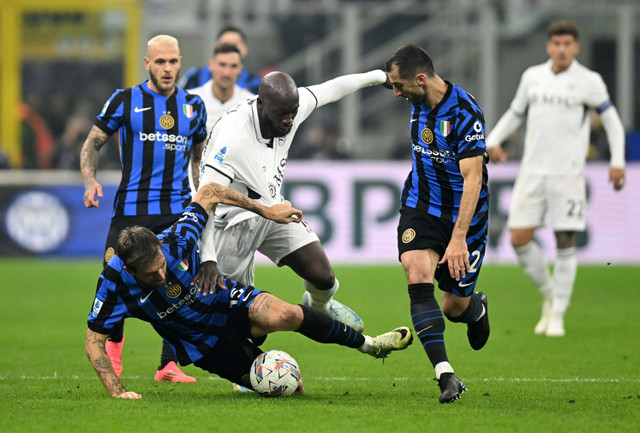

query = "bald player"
[[193, 69, 391, 333]]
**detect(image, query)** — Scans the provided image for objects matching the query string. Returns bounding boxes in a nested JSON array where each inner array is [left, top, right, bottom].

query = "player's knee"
[[308, 268, 335, 290], [510, 231, 532, 248]]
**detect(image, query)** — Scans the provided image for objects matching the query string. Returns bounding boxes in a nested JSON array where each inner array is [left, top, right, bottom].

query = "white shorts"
[[213, 217, 319, 286], [507, 172, 587, 231]]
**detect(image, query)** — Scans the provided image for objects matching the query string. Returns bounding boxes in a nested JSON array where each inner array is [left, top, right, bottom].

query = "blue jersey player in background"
[[85, 182, 413, 399], [80, 34, 208, 383], [384, 44, 490, 403], [179, 25, 261, 94]]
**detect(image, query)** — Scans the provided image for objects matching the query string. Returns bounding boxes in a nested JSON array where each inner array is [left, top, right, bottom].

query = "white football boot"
[[302, 291, 364, 332], [534, 298, 553, 335], [545, 311, 566, 337]]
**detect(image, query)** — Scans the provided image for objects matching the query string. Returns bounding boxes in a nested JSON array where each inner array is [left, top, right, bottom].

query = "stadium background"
[[0, 0, 639, 264]]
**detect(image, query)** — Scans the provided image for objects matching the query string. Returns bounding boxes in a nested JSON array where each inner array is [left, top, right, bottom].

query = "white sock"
[[435, 362, 454, 379], [304, 279, 339, 310], [551, 247, 577, 315], [357, 335, 374, 354], [515, 242, 552, 299]]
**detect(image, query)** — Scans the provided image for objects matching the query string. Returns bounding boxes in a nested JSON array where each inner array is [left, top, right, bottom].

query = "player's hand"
[[191, 261, 226, 295], [439, 237, 469, 281], [294, 379, 305, 395], [114, 391, 142, 399], [83, 180, 103, 208], [488, 147, 507, 163], [609, 167, 625, 191], [266, 203, 303, 224]]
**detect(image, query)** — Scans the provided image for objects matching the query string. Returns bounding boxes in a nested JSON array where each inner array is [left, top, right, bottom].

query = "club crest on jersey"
[[104, 247, 115, 263], [183, 104, 194, 118], [402, 228, 416, 244], [439, 120, 451, 137], [159, 113, 175, 129], [166, 283, 182, 298], [421, 128, 433, 144]]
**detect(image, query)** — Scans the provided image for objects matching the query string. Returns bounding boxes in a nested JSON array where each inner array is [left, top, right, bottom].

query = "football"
[[249, 350, 301, 397]]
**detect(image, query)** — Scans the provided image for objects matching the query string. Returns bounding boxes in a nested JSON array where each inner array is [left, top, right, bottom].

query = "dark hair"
[[213, 42, 242, 58], [385, 44, 436, 79], [216, 25, 247, 43], [116, 226, 161, 273], [547, 20, 579, 40]]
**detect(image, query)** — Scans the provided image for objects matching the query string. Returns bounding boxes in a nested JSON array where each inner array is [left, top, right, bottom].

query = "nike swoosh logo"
[[139, 291, 153, 304], [458, 282, 474, 287], [417, 325, 434, 335], [134, 107, 151, 113], [410, 119, 418, 122]]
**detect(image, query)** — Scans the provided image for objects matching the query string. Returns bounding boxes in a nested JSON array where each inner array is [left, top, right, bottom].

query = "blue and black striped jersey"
[[95, 81, 207, 217], [87, 203, 247, 365], [402, 81, 489, 222]]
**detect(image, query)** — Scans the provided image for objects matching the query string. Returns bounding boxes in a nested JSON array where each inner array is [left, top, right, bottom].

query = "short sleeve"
[[94, 89, 125, 135]]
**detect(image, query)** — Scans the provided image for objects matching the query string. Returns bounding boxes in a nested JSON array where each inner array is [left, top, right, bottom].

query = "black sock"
[[108, 320, 124, 342], [159, 339, 177, 370], [448, 292, 483, 323], [296, 305, 365, 349], [409, 283, 448, 367]]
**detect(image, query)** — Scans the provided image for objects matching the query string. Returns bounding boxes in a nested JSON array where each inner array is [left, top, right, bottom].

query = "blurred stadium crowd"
[[2, 0, 638, 169]]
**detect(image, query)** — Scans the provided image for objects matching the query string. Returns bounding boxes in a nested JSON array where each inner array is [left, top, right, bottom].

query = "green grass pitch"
[[1, 259, 638, 433]]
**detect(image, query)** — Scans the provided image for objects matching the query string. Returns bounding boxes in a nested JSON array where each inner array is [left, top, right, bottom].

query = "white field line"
[[2, 375, 640, 383]]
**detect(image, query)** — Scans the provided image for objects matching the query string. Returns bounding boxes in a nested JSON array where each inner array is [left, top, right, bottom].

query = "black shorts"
[[193, 294, 266, 388], [397, 206, 488, 297], [103, 213, 181, 265]]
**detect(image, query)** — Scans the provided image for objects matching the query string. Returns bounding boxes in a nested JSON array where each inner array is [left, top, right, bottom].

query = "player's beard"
[[264, 115, 291, 138], [149, 70, 180, 95]]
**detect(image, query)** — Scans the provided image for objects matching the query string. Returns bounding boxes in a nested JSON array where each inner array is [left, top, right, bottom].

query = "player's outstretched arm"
[[85, 328, 141, 399], [80, 125, 110, 208], [308, 70, 387, 108], [195, 182, 303, 224]]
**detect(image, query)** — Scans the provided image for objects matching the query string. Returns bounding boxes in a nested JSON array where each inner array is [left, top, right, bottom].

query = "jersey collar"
[[250, 98, 272, 146]]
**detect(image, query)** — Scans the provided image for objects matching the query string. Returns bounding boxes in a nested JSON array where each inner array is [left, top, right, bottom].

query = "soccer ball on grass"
[[249, 350, 301, 397]]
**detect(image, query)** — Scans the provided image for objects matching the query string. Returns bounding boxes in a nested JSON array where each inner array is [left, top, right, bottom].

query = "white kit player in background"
[[193, 69, 390, 332], [188, 43, 254, 134], [486, 20, 626, 337]]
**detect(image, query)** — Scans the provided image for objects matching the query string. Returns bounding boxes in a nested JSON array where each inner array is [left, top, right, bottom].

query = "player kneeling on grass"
[[85, 182, 413, 399]]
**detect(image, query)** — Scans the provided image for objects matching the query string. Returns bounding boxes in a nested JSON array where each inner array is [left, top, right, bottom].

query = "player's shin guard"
[[551, 247, 577, 314], [296, 304, 364, 349], [409, 283, 448, 367]]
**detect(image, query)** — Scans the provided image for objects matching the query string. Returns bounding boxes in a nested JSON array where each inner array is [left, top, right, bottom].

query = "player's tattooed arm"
[[194, 182, 303, 224], [190, 140, 206, 191], [80, 126, 109, 188], [85, 329, 141, 399], [80, 126, 110, 208]]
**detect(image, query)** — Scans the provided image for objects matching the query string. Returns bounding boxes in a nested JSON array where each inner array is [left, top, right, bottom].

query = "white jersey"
[[489, 59, 613, 175], [189, 80, 254, 133], [198, 69, 387, 262], [200, 89, 316, 229]]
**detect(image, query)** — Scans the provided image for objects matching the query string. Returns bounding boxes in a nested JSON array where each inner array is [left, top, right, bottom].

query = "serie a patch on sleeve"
[[90, 298, 103, 319]]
